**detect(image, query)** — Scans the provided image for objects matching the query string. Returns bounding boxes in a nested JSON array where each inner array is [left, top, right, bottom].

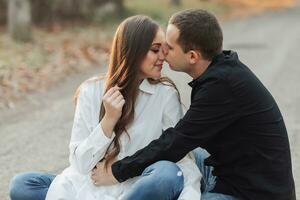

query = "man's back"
[[195, 50, 295, 200]]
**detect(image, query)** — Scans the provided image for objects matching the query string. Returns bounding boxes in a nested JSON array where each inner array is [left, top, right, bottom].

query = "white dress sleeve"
[[69, 81, 115, 175], [162, 87, 202, 200]]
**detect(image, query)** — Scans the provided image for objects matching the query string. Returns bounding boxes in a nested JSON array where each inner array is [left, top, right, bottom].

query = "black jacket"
[[112, 50, 296, 200]]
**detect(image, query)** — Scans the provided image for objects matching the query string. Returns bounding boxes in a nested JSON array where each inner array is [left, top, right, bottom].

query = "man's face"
[[165, 24, 189, 72]]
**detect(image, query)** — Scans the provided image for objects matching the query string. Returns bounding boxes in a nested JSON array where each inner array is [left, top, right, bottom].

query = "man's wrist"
[[111, 161, 125, 183]]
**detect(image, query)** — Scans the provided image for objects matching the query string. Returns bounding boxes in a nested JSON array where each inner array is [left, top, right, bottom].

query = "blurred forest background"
[[0, 0, 295, 109]]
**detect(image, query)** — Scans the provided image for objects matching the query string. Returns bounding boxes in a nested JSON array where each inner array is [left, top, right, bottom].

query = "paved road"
[[1, 6, 300, 199]]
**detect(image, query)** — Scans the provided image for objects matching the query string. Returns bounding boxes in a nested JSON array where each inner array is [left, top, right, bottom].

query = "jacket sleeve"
[[161, 87, 201, 200], [69, 82, 115, 175], [112, 78, 240, 182]]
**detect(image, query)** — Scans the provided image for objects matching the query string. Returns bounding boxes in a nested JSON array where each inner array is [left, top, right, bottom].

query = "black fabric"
[[112, 50, 296, 200]]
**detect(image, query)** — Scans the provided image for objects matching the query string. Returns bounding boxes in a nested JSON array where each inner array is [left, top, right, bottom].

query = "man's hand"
[[91, 160, 118, 186]]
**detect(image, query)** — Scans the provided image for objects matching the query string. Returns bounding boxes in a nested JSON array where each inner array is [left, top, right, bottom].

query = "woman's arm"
[[69, 83, 124, 175]]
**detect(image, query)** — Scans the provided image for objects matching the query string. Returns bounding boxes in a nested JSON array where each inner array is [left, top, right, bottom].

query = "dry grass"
[[0, 25, 111, 108]]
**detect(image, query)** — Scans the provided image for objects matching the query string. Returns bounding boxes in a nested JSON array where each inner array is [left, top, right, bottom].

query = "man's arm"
[[112, 78, 240, 182]]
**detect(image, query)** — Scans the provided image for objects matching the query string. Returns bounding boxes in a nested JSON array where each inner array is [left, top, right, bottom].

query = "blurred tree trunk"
[[31, 0, 53, 24], [8, 0, 32, 42], [171, 0, 181, 6], [113, 0, 125, 13], [0, 0, 6, 24]]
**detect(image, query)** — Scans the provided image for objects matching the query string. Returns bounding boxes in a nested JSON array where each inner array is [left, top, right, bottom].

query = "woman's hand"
[[101, 86, 125, 137]]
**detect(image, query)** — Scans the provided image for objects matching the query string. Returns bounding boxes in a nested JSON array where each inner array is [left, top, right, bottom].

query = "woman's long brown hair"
[[75, 15, 180, 168]]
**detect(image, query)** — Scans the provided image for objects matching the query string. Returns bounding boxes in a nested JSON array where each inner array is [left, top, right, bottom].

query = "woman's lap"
[[9, 161, 183, 200]]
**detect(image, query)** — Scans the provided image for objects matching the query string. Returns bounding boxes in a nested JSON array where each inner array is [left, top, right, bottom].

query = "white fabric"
[[46, 78, 201, 200]]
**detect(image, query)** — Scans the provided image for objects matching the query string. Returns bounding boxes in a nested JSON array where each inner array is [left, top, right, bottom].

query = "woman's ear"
[[188, 50, 201, 64]]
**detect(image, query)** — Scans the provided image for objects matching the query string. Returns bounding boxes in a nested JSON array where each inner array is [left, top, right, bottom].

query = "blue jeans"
[[9, 172, 55, 200], [9, 161, 183, 200], [193, 148, 238, 200]]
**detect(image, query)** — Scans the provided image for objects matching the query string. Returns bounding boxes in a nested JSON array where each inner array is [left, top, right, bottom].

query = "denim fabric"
[[193, 148, 238, 200]]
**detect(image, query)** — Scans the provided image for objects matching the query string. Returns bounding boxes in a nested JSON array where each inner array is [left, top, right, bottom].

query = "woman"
[[10, 15, 201, 200]]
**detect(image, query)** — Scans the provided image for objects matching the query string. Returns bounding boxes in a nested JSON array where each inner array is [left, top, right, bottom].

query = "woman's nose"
[[158, 48, 166, 60], [162, 43, 169, 56]]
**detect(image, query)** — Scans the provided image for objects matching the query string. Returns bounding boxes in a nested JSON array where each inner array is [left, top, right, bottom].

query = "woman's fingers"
[[101, 85, 125, 126], [116, 99, 125, 108], [103, 86, 120, 98], [113, 94, 124, 104], [103, 87, 116, 98], [108, 90, 122, 101]]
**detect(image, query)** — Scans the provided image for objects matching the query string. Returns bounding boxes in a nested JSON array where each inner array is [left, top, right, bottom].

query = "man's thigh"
[[201, 192, 238, 200], [193, 148, 238, 200]]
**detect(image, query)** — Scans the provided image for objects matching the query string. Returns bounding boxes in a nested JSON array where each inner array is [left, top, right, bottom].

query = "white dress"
[[46, 78, 201, 200]]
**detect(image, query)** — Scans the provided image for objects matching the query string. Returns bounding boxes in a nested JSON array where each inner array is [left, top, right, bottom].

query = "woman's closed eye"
[[151, 43, 162, 53], [151, 48, 160, 53]]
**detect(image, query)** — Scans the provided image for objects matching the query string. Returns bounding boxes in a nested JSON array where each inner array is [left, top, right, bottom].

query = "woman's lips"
[[155, 64, 163, 68]]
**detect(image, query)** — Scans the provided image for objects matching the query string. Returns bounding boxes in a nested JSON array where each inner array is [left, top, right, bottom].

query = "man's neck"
[[188, 59, 211, 79]]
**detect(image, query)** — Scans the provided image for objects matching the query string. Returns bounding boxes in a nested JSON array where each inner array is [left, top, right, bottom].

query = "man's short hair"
[[169, 9, 223, 60]]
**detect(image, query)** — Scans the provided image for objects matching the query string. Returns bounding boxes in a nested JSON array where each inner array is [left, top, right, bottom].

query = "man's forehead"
[[166, 24, 179, 45], [166, 24, 179, 48]]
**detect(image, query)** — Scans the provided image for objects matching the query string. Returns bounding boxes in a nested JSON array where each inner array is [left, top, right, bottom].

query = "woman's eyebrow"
[[151, 43, 161, 46]]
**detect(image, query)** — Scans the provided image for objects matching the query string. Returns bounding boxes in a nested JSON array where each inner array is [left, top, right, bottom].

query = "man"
[[95, 9, 296, 200]]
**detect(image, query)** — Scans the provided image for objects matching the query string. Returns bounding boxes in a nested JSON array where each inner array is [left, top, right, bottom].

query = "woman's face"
[[139, 28, 166, 80]]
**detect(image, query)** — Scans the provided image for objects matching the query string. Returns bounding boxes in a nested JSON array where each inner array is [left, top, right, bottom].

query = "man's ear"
[[188, 50, 201, 64]]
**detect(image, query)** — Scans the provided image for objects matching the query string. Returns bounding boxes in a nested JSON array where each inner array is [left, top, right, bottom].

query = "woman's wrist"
[[100, 116, 117, 138]]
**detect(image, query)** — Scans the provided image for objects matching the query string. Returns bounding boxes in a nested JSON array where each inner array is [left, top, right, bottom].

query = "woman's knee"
[[9, 172, 55, 200], [10, 172, 32, 200]]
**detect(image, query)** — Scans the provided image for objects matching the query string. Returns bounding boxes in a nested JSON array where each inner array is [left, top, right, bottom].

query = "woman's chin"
[[146, 72, 161, 79], [153, 73, 161, 79]]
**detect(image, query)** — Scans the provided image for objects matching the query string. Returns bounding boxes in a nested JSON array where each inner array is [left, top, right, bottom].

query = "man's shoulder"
[[202, 58, 253, 85]]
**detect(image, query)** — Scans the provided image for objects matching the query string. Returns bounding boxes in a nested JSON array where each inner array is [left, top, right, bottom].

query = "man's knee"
[[143, 161, 184, 191], [193, 148, 209, 160]]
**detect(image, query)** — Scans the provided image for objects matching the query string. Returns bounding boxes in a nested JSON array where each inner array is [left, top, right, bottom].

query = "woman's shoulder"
[[154, 80, 179, 96], [77, 75, 105, 99]]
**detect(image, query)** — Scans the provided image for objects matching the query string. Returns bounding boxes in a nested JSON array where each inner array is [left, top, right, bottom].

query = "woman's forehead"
[[152, 29, 165, 44]]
